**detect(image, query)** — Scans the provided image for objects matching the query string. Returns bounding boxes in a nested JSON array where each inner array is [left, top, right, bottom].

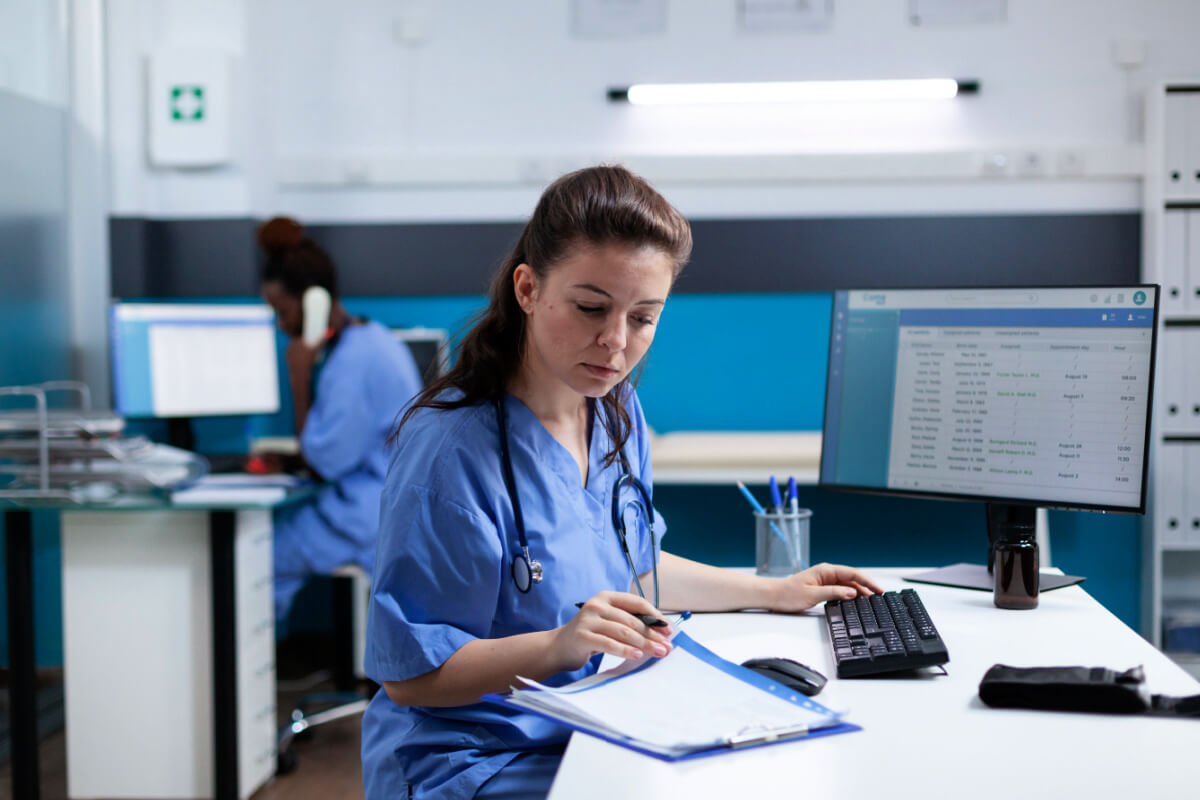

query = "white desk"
[[4, 488, 306, 800], [549, 569, 1200, 799]]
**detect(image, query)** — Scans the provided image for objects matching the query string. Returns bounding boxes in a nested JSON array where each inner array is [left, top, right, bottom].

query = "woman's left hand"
[[766, 563, 884, 613]]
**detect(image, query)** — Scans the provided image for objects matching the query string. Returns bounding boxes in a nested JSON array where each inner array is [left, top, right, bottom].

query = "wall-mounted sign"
[[148, 50, 232, 167]]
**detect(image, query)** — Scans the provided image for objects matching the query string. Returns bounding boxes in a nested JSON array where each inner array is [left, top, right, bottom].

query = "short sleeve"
[[365, 481, 504, 683]]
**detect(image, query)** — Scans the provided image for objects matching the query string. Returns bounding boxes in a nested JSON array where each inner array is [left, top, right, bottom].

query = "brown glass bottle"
[[993, 535, 1039, 609]]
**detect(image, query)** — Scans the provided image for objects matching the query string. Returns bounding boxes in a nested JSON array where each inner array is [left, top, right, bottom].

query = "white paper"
[[194, 473, 305, 488], [508, 635, 840, 754], [170, 486, 287, 506]]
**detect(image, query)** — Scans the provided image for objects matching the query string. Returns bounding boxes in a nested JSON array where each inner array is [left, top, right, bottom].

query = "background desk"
[[4, 490, 304, 800], [649, 431, 821, 485], [549, 568, 1200, 799]]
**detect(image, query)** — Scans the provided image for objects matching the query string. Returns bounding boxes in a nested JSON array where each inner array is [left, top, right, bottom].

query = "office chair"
[[276, 564, 374, 775]]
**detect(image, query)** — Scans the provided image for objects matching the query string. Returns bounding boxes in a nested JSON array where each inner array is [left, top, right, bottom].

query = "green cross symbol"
[[170, 85, 205, 121]]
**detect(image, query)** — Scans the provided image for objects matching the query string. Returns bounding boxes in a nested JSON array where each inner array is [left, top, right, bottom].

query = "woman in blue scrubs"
[[362, 167, 881, 799], [258, 217, 424, 623]]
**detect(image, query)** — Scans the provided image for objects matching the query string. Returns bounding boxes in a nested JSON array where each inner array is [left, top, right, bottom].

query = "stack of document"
[[486, 632, 855, 761], [170, 473, 305, 506]]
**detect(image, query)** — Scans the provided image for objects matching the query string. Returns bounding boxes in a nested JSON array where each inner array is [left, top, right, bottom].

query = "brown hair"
[[392, 164, 692, 465], [257, 216, 339, 298]]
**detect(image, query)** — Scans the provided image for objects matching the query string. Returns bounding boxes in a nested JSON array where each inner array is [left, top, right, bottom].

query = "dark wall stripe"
[[110, 213, 1140, 297], [110, 217, 260, 298]]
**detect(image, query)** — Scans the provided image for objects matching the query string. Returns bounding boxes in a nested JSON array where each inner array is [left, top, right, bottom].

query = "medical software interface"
[[821, 287, 1157, 511], [111, 303, 281, 418]]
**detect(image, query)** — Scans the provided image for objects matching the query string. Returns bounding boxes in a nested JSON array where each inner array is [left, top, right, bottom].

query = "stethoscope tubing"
[[495, 397, 658, 604]]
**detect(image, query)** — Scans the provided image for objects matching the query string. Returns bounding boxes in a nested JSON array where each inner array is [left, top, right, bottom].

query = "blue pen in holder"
[[754, 508, 811, 576]]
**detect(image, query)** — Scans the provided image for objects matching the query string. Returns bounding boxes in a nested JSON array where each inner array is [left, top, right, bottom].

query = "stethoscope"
[[495, 398, 660, 606]]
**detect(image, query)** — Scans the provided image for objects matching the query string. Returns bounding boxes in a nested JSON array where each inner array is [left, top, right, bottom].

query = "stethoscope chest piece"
[[511, 550, 543, 594]]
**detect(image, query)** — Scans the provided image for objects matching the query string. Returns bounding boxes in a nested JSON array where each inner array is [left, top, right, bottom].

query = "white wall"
[[0, 0, 69, 108], [105, 0, 1200, 221]]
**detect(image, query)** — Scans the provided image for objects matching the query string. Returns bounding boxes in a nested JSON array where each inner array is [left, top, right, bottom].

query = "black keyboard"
[[823, 588, 950, 678]]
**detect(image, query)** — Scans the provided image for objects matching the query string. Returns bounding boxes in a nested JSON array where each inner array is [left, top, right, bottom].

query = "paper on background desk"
[[170, 473, 303, 505], [507, 633, 842, 757], [194, 473, 306, 488]]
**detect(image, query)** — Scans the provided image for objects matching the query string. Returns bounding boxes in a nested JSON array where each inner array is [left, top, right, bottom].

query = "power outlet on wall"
[[977, 151, 1011, 177], [1014, 150, 1049, 177], [1056, 149, 1087, 176]]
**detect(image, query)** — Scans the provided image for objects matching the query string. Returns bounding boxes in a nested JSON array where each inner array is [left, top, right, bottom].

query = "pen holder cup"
[[754, 509, 811, 577]]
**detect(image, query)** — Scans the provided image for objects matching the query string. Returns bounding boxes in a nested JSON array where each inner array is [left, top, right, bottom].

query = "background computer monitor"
[[111, 302, 281, 418], [820, 286, 1159, 582], [392, 326, 450, 386]]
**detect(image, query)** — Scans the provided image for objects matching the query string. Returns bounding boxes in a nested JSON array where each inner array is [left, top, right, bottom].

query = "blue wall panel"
[[67, 280, 1146, 664]]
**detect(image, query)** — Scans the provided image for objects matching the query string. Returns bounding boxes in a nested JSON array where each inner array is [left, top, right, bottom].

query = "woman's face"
[[515, 241, 674, 400], [262, 281, 302, 338]]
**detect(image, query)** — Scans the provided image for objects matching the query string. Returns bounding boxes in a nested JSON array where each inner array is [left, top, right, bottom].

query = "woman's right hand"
[[552, 591, 673, 671]]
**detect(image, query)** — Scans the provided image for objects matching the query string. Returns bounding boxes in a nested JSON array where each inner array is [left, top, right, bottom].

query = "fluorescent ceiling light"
[[608, 79, 979, 105]]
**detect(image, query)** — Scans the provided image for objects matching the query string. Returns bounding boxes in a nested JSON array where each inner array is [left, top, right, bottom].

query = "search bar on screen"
[[946, 293, 1038, 306]]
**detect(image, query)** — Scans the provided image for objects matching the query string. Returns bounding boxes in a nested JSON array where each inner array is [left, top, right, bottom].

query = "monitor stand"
[[166, 417, 196, 452], [903, 503, 1086, 592]]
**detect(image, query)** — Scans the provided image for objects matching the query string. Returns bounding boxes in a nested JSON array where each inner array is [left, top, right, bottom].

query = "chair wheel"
[[276, 749, 298, 776]]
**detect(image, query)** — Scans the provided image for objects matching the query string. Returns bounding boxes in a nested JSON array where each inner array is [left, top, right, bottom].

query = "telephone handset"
[[301, 286, 332, 347]]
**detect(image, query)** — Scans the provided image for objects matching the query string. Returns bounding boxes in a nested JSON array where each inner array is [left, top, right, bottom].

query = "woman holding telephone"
[[258, 217, 424, 624]]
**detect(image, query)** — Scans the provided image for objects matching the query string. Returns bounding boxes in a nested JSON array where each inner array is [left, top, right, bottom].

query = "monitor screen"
[[111, 303, 281, 418], [820, 286, 1158, 514], [392, 327, 450, 386]]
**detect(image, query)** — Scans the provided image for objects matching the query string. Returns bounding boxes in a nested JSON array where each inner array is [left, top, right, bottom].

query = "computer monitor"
[[820, 285, 1159, 586], [392, 326, 450, 386], [110, 302, 281, 418]]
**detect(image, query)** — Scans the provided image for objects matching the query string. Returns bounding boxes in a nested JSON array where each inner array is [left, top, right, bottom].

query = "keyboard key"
[[824, 589, 950, 678]]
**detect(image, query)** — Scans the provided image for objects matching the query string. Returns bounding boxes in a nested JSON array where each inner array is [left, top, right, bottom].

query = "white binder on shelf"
[[1186, 328, 1200, 435], [1163, 210, 1188, 315], [1188, 93, 1200, 200], [1187, 211, 1200, 314], [1185, 445, 1200, 545], [1164, 91, 1191, 202], [1157, 442, 1187, 546], [1160, 331, 1186, 430]]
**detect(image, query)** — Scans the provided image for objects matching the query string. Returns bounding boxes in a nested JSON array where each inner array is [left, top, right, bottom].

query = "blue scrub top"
[[288, 320, 423, 566], [362, 389, 665, 800]]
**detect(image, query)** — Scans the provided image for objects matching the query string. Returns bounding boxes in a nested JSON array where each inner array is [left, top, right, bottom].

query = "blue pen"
[[787, 476, 805, 569], [769, 475, 784, 512], [735, 481, 790, 549]]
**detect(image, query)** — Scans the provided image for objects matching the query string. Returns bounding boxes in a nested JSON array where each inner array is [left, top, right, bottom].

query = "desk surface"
[[549, 569, 1200, 799]]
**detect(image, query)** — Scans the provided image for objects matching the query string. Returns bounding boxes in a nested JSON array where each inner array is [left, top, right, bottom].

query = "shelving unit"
[[1142, 81, 1200, 676]]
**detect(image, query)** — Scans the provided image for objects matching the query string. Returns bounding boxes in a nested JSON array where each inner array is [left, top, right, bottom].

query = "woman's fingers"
[[575, 596, 671, 658], [816, 563, 884, 595], [578, 623, 661, 661], [581, 592, 671, 636]]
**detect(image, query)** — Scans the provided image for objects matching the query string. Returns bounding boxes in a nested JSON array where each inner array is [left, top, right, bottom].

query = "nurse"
[[362, 166, 881, 799], [258, 216, 424, 624]]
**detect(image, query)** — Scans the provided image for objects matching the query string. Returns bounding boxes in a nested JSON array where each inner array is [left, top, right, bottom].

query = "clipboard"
[[482, 632, 859, 762]]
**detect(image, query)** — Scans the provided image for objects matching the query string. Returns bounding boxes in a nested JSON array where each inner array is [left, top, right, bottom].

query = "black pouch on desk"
[[979, 664, 1200, 717]]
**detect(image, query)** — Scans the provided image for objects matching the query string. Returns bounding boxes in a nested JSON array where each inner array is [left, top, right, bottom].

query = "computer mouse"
[[740, 657, 827, 697]]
